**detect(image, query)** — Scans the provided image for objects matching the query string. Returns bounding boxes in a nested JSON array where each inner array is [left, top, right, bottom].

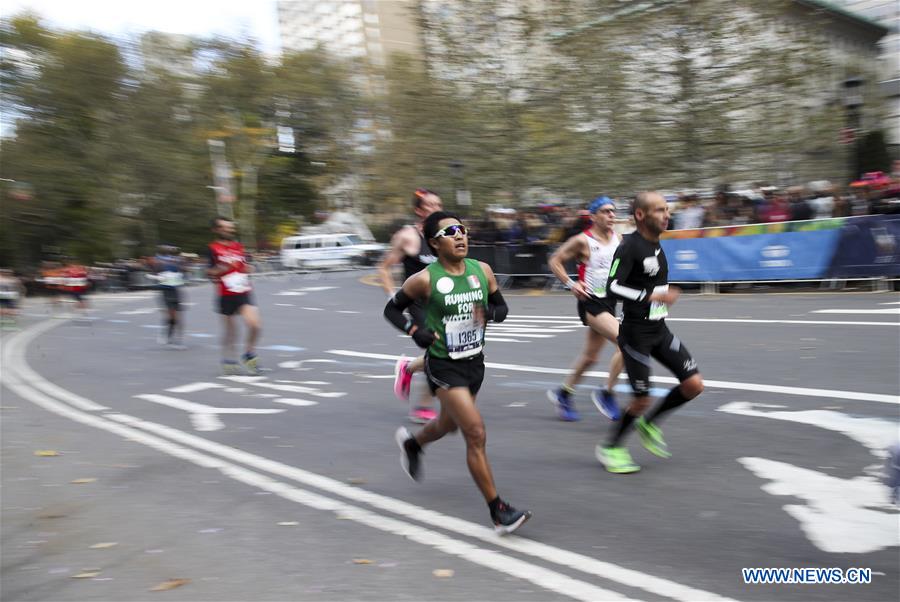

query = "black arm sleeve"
[[384, 289, 416, 333], [607, 244, 646, 301], [486, 289, 508, 323]]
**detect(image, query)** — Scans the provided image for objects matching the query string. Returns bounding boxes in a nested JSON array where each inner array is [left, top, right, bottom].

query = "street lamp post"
[[842, 76, 864, 183]]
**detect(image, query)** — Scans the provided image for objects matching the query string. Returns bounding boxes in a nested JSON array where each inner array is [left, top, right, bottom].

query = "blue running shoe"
[[591, 388, 620, 420], [546, 388, 580, 422]]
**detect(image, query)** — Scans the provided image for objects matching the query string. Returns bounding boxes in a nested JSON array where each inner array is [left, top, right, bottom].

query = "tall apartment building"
[[277, 0, 420, 65], [831, 0, 900, 148]]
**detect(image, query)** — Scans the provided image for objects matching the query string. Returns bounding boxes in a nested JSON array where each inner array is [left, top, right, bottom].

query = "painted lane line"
[[220, 381, 346, 398], [115, 414, 734, 602], [102, 420, 635, 602], [135, 394, 285, 416], [811, 308, 900, 315], [2, 324, 108, 411], [1, 329, 636, 602], [167, 382, 227, 394], [273, 398, 319, 407], [717, 402, 898, 459], [135, 394, 283, 431], [738, 457, 898, 554], [326, 350, 900, 405], [666, 317, 899, 327], [117, 308, 156, 315], [484, 332, 556, 338], [507, 315, 899, 327], [4, 321, 735, 602]]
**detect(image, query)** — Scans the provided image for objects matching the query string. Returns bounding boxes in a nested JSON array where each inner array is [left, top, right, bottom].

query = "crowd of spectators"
[[670, 179, 899, 230]]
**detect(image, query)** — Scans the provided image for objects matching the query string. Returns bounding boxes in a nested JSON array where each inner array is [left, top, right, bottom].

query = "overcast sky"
[[2, 0, 282, 54]]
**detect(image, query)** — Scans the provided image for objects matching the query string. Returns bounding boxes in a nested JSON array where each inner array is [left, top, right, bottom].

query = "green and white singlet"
[[424, 258, 489, 360]]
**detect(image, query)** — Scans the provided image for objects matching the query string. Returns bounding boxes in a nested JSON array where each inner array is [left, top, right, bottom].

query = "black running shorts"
[[618, 320, 698, 396], [577, 296, 617, 325], [424, 353, 485, 396], [218, 293, 254, 316], [160, 287, 182, 311]]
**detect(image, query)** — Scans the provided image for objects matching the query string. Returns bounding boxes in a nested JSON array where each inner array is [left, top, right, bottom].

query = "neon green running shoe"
[[636, 417, 671, 458], [595, 445, 640, 474]]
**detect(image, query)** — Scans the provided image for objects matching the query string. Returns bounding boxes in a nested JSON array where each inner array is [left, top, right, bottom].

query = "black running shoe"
[[394, 426, 422, 481], [491, 500, 532, 535]]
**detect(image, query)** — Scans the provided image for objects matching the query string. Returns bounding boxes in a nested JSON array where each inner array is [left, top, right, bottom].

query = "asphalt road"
[[2, 271, 899, 602]]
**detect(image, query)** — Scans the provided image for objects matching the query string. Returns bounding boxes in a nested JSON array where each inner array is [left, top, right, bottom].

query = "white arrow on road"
[[135, 394, 283, 431]]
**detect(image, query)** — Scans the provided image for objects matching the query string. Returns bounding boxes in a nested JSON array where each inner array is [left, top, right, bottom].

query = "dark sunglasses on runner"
[[433, 224, 468, 239]]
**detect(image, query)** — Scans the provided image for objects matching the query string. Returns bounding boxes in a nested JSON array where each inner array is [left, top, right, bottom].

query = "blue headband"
[[588, 196, 615, 213]]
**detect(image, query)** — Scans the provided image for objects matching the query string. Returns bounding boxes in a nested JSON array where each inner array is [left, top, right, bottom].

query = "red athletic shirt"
[[208, 240, 252, 296], [63, 266, 89, 293]]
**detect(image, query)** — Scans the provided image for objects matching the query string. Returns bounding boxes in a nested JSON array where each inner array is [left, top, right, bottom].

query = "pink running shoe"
[[409, 406, 437, 424], [394, 356, 413, 401]]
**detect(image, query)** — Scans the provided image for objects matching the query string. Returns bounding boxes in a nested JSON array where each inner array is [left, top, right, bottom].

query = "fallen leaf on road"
[[277, 521, 299, 526], [89, 542, 118, 549], [347, 478, 366, 485], [70, 478, 97, 484], [35, 450, 60, 457], [433, 569, 455, 578], [149, 578, 190, 592], [352, 558, 373, 565], [72, 571, 101, 579]]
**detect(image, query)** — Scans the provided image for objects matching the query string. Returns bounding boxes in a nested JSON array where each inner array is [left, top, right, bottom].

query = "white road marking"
[[167, 382, 226, 394], [274, 303, 295, 306], [117, 308, 156, 315], [296, 286, 337, 292], [327, 350, 900, 405], [667, 317, 899, 326], [277, 359, 337, 370], [738, 457, 898, 554], [259, 345, 305, 352], [273, 398, 319, 407], [273, 291, 307, 296], [717, 402, 898, 458], [302, 307, 324, 311], [3, 319, 735, 602], [812, 308, 900, 315], [337, 310, 360, 314], [135, 394, 284, 431], [879, 301, 900, 305], [485, 332, 556, 338], [233, 381, 346, 398], [505, 315, 899, 327], [718, 402, 899, 554]]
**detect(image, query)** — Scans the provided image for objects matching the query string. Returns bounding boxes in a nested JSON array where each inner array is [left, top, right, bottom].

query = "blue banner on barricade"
[[663, 230, 843, 281], [827, 215, 900, 278]]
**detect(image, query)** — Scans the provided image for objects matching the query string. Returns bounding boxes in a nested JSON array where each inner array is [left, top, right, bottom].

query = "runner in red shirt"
[[207, 217, 262, 375], [62, 258, 90, 320]]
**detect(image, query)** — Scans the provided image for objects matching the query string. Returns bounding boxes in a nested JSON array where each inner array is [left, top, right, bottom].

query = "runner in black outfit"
[[597, 191, 705, 474]]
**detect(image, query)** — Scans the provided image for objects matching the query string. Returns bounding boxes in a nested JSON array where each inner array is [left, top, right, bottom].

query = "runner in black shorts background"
[[207, 217, 262, 375], [150, 244, 187, 348], [377, 188, 443, 423], [598, 191, 704, 474], [547, 197, 625, 422]]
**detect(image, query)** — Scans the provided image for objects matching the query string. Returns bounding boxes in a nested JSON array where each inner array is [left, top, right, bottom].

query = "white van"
[[280, 233, 386, 269]]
